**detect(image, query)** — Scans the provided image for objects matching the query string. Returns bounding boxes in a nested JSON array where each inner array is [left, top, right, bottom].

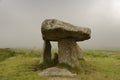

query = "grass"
[[0, 48, 120, 80]]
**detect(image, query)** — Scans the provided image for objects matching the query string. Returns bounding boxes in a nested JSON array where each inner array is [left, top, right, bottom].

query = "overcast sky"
[[0, 0, 120, 49]]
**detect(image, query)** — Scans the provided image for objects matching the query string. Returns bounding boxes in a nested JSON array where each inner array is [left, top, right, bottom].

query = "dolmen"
[[41, 19, 91, 67]]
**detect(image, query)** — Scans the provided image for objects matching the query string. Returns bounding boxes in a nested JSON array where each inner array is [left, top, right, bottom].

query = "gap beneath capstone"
[[51, 41, 58, 58]]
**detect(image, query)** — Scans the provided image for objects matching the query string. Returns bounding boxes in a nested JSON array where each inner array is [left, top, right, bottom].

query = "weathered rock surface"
[[41, 19, 91, 41], [38, 67, 76, 77], [58, 39, 83, 67], [42, 40, 51, 63]]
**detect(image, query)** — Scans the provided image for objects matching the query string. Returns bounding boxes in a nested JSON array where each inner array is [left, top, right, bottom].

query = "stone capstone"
[[41, 19, 91, 41]]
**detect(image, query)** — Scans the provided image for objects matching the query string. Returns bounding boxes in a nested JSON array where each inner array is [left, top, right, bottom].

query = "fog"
[[0, 0, 120, 50]]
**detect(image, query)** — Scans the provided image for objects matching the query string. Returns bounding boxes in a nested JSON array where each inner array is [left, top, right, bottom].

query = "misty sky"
[[0, 0, 120, 49]]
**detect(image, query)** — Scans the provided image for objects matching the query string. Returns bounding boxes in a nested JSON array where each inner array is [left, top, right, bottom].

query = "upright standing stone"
[[58, 39, 80, 67], [43, 40, 51, 63]]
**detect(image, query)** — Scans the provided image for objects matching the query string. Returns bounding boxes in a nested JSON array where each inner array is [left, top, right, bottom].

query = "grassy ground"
[[0, 48, 120, 80]]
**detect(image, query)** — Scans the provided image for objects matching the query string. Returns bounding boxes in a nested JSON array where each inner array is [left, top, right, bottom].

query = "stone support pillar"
[[58, 39, 83, 67], [43, 40, 51, 63]]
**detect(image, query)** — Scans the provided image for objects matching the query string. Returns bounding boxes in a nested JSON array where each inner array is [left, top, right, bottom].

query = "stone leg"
[[43, 40, 51, 63], [58, 39, 83, 67], [76, 43, 83, 59]]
